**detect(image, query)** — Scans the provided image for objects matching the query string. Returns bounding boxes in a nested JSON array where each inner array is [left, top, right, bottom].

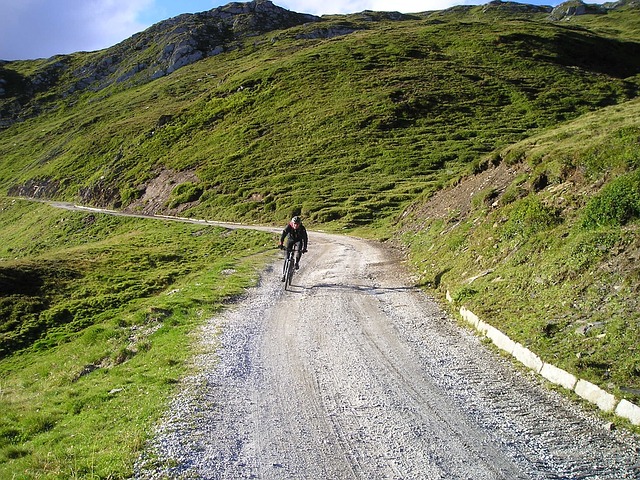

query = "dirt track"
[[133, 231, 640, 479]]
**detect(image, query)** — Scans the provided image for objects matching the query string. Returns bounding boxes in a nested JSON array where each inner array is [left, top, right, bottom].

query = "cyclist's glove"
[[302, 249, 308, 253]]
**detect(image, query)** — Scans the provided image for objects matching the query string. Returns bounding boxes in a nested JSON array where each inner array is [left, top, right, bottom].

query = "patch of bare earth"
[[402, 162, 524, 230], [125, 168, 200, 216]]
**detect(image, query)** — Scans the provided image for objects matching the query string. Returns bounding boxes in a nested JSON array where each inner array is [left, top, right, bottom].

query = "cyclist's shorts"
[[285, 238, 302, 250]]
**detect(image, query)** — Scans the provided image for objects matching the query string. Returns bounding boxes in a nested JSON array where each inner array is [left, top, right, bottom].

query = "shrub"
[[452, 285, 478, 303], [472, 187, 500, 210], [168, 182, 204, 208], [502, 195, 561, 240], [582, 126, 640, 178], [567, 230, 619, 273], [582, 171, 640, 228], [500, 184, 527, 206], [120, 186, 142, 205], [503, 146, 526, 166], [313, 207, 343, 222], [500, 174, 529, 206]]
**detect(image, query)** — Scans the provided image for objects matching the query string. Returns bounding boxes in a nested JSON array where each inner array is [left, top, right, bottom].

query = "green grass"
[[1, 8, 639, 231], [1, 4, 640, 471], [0, 199, 275, 478], [401, 98, 640, 421]]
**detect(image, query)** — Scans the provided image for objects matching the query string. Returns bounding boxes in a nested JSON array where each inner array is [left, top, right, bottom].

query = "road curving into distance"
[[126, 227, 640, 479], [39, 202, 640, 478]]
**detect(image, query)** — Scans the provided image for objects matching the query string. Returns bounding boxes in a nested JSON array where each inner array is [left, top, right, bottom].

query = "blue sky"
[[0, 0, 564, 61]]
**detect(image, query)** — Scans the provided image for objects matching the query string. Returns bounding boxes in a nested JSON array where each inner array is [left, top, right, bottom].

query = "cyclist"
[[279, 215, 308, 280]]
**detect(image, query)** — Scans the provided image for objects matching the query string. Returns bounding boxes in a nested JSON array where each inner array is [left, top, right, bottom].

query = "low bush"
[[582, 170, 640, 228], [502, 195, 561, 240], [168, 182, 204, 208]]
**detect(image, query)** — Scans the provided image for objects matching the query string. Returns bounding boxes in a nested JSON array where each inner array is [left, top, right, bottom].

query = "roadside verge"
[[446, 291, 640, 428]]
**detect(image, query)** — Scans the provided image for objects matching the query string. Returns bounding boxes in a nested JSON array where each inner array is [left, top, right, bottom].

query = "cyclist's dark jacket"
[[280, 223, 308, 250]]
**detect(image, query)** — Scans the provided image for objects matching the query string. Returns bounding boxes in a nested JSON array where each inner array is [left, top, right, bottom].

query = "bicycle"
[[280, 243, 300, 291]]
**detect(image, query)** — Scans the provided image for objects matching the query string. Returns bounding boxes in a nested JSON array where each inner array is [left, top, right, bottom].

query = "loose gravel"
[[134, 233, 640, 479]]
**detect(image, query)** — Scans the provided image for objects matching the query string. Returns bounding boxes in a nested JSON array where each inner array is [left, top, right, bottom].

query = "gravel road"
[[134, 232, 640, 479]]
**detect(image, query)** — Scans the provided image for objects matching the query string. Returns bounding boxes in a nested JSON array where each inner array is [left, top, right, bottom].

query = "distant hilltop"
[[0, 0, 638, 129]]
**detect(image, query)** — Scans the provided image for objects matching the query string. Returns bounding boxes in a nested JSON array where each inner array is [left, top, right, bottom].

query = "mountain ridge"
[[0, 1, 640, 463], [1, 0, 639, 130], [0, 0, 323, 128], [1, 0, 639, 225]]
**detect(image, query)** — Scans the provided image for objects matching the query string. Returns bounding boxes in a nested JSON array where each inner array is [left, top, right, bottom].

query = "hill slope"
[[400, 96, 640, 406], [1, 1, 639, 229], [1, 1, 640, 474]]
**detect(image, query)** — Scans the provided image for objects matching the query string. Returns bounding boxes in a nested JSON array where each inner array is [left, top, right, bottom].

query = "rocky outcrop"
[[549, 0, 607, 20], [6, 178, 62, 199], [481, 1, 552, 15], [604, 0, 640, 9], [70, 0, 320, 90], [0, 0, 321, 128], [295, 10, 419, 40], [130, 0, 321, 81]]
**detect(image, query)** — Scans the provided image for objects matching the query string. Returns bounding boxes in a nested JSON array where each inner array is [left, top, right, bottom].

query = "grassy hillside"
[[0, 198, 274, 477], [1, 5, 639, 231], [401, 97, 640, 413], [1, 2, 640, 476]]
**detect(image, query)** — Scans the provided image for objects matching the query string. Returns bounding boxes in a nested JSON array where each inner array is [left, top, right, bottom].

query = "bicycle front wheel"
[[283, 255, 292, 290], [287, 257, 295, 289]]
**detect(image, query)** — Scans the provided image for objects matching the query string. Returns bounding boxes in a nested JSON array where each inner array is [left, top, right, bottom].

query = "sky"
[[0, 0, 564, 61]]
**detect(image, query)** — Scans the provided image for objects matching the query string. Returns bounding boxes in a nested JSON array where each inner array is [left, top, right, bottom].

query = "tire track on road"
[[133, 232, 640, 479]]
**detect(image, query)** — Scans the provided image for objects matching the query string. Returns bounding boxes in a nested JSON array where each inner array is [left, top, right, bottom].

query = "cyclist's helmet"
[[291, 216, 301, 228]]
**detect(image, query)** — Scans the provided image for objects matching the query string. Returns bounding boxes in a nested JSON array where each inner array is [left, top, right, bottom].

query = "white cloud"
[[1, 0, 542, 61], [279, 0, 463, 16], [85, 0, 155, 46], [0, 0, 152, 60]]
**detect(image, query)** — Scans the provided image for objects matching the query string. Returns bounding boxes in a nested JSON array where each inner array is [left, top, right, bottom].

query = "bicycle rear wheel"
[[284, 254, 294, 291], [284, 255, 295, 288]]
